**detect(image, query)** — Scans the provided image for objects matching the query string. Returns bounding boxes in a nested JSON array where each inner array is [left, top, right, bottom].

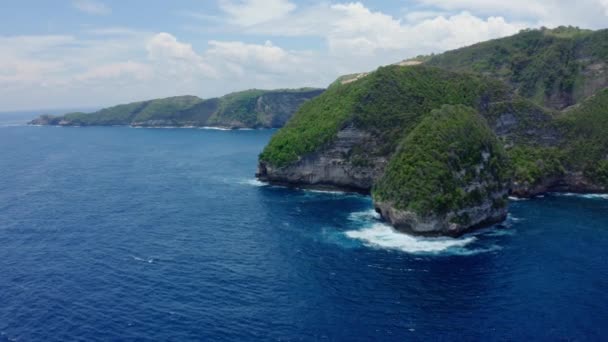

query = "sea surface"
[[1, 112, 608, 341]]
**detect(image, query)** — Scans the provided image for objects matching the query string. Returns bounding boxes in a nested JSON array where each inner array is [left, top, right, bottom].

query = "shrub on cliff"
[[372, 105, 509, 218]]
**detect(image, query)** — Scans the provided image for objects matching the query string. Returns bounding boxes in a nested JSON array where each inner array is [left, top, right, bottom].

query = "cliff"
[[257, 38, 608, 235], [373, 105, 510, 236], [29, 88, 324, 129]]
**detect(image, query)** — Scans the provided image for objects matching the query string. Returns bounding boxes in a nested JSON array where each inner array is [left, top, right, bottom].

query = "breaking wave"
[[238, 178, 268, 187], [342, 208, 505, 255], [345, 223, 478, 255]]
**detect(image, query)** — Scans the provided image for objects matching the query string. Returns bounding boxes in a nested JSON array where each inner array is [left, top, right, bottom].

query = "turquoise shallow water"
[[1, 115, 607, 341]]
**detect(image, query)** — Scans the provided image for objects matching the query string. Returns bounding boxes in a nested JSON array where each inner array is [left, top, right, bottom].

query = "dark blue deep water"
[[1, 115, 608, 341]]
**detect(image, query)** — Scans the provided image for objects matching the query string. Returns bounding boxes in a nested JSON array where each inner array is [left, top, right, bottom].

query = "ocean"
[[1, 112, 607, 341]]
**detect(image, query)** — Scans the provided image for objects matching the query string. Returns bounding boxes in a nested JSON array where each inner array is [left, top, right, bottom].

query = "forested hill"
[[257, 27, 608, 236], [29, 88, 324, 129], [423, 26, 608, 109]]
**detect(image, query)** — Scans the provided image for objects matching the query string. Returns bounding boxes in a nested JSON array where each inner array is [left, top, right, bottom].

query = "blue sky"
[[1, 0, 608, 111]]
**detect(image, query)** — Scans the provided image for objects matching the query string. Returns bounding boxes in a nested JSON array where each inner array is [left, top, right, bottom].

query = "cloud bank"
[[1, 0, 607, 110]]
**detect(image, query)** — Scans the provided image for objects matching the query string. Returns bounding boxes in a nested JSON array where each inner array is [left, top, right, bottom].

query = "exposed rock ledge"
[[374, 190, 508, 237], [510, 172, 606, 198], [257, 121, 606, 237], [256, 124, 388, 193]]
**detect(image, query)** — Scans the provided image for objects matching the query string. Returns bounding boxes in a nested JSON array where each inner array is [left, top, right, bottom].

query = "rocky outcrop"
[[374, 190, 508, 237], [29, 115, 62, 126], [369, 105, 511, 236], [254, 90, 325, 128], [510, 172, 607, 197], [256, 124, 387, 192]]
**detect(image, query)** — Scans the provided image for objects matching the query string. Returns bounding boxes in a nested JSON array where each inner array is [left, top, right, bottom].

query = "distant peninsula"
[[29, 88, 324, 129], [257, 26, 608, 236]]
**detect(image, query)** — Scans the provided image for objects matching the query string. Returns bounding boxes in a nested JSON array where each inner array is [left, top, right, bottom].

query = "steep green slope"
[[207, 88, 324, 128], [260, 65, 510, 167], [373, 105, 509, 235], [558, 89, 608, 185], [29, 89, 324, 128], [425, 27, 608, 109], [505, 89, 608, 194]]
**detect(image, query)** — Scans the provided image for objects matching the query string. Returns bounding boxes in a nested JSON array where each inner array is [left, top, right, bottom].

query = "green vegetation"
[[259, 73, 374, 166], [31, 88, 323, 128], [132, 96, 202, 122], [208, 89, 267, 127], [257, 26, 608, 232], [372, 105, 509, 217], [260, 65, 510, 167], [32, 88, 323, 128], [557, 89, 608, 185], [426, 27, 608, 108], [47, 96, 202, 126], [507, 146, 565, 185]]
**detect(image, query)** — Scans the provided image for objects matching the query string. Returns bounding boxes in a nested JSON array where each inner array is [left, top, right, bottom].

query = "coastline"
[[26, 122, 275, 131], [256, 174, 608, 236]]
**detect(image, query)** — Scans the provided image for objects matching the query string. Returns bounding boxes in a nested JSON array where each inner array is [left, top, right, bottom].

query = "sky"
[[1, 0, 608, 111]]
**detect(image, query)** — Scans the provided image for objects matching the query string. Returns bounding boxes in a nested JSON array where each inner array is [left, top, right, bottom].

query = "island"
[[257, 26, 608, 236]]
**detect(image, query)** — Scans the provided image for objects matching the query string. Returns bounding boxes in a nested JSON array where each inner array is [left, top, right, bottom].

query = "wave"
[[345, 223, 478, 255], [199, 126, 232, 131], [551, 192, 608, 200], [132, 256, 154, 263], [348, 209, 381, 222], [238, 178, 268, 187], [305, 189, 351, 195], [508, 196, 529, 201], [344, 208, 509, 255]]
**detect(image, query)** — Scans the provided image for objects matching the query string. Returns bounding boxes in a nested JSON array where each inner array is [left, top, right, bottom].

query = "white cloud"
[[3, 0, 608, 110], [403, 10, 448, 23], [601, 0, 608, 15], [74, 61, 152, 83], [146, 32, 218, 78], [219, 0, 296, 26], [72, 0, 111, 15], [240, 2, 524, 59], [416, 0, 608, 28], [206, 40, 294, 73]]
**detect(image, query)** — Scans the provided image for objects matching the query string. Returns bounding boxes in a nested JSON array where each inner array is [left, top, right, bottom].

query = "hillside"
[[257, 64, 557, 193], [425, 26, 608, 109], [257, 59, 607, 235], [29, 88, 324, 129]]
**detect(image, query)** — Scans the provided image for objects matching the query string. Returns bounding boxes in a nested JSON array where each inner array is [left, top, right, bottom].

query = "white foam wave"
[[507, 214, 522, 222], [348, 209, 381, 222], [345, 223, 477, 254], [199, 126, 232, 131], [508, 196, 529, 201], [552, 192, 608, 200], [132, 256, 154, 263], [238, 178, 268, 187], [304, 189, 350, 195]]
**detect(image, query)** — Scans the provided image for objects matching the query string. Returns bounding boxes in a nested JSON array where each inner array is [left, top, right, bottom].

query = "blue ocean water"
[[1, 116, 608, 341]]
